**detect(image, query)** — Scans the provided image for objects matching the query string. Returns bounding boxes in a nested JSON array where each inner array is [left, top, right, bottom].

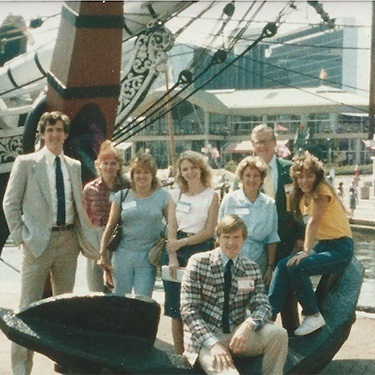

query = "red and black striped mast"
[[45, 1, 124, 180]]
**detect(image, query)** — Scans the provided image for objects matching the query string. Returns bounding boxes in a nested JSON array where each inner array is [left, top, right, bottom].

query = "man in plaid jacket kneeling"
[[181, 214, 288, 375]]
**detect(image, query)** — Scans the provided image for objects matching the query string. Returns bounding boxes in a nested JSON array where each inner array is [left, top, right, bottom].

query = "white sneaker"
[[294, 313, 325, 336]]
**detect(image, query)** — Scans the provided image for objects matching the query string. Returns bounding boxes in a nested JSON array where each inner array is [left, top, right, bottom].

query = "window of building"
[[307, 113, 330, 134], [228, 115, 263, 135]]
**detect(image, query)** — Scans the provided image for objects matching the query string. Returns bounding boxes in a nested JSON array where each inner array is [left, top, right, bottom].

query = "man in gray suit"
[[3, 111, 98, 375]]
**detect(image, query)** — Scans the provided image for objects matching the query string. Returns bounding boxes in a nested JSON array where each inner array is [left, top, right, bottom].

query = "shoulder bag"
[[148, 220, 168, 267], [148, 237, 166, 267], [107, 189, 129, 252], [148, 189, 180, 266]]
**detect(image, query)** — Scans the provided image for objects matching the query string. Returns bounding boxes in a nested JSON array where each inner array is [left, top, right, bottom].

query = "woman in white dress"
[[163, 151, 219, 354]]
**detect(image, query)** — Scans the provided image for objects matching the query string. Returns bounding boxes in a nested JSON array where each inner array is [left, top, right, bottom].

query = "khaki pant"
[[198, 323, 288, 375], [86, 227, 105, 292], [12, 230, 80, 375]]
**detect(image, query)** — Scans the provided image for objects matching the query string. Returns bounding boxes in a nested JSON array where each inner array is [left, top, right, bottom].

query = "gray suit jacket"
[[3, 149, 98, 259]]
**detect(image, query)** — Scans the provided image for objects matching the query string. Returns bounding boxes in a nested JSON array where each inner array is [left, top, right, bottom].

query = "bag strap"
[[121, 188, 129, 206], [119, 189, 123, 206], [117, 189, 129, 220]]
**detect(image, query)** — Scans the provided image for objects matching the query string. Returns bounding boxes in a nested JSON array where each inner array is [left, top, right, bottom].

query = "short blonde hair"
[[235, 156, 268, 181], [129, 153, 160, 191], [216, 214, 248, 239], [175, 150, 212, 192], [95, 140, 124, 178]]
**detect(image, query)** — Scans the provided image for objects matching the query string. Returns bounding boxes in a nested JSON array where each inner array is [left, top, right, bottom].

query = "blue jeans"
[[268, 237, 353, 316], [112, 250, 156, 297]]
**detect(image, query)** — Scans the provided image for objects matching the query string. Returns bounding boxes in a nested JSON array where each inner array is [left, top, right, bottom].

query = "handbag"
[[147, 237, 166, 267], [107, 189, 129, 252]]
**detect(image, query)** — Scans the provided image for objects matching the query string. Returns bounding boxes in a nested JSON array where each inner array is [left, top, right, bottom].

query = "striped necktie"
[[55, 156, 66, 225]]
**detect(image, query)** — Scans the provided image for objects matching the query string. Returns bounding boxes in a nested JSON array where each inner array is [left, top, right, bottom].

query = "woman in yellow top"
[[268, 152, 353, 336]]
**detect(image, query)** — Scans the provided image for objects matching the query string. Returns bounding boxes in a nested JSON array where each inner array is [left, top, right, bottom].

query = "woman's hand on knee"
[[287, 251, 308, 267]]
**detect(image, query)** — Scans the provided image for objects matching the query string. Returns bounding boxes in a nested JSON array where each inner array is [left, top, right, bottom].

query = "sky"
[[0, 0, 373, 49]]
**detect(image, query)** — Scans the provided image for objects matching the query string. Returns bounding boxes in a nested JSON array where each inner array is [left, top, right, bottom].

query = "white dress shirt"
[[43, 147, 75, 225]]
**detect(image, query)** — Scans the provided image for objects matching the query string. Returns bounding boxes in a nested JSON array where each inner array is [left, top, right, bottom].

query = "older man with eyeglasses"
[[251, 124, 305, 336], [3, 111, 98, 375]]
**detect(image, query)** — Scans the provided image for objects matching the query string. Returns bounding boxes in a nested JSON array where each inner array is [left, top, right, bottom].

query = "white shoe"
[[294, 313, 325, 336]]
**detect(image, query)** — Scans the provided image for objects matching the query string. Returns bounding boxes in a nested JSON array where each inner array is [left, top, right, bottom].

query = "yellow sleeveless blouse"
[[299, 183, 352, 240]]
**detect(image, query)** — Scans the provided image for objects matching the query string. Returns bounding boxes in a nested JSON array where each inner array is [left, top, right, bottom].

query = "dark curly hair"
[[290, 151, 332, 218], [38, 111, 70, 134]]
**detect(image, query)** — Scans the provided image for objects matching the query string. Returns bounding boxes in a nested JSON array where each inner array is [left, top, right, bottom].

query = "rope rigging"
[[113, 0, 271, 141], [174, 38, 369, 94], [113, 0, 247, 140], [113, 0, 331, 142], [113, 21, 278, 144], [112, 0, 367, 137]]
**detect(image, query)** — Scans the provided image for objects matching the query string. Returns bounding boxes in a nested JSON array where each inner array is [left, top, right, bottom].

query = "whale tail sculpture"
[[0, 258, 364, 374]]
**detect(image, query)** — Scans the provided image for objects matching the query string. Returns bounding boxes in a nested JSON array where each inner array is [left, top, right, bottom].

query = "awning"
[[342, 113, 368, 117]]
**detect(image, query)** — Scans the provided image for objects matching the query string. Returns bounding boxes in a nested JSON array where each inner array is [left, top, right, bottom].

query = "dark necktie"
[[55, 156, 66, 226], [222, 259, 233, 333]]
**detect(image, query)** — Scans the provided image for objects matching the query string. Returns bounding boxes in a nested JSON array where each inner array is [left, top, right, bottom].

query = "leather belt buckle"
[[52, 224, 74, 232]]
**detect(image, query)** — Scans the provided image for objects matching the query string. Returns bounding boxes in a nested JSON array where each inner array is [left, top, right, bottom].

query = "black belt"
[[52, 224, 74, 232], [178, 231, 195, 237]]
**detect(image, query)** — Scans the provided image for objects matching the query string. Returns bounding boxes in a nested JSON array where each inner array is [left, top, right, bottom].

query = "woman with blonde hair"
[[219, 155, 279, 285], [84, 140, 130, 292], [163, 150, 219, 354], [98, 153, 170, 297], [268, 151, 353, 336]]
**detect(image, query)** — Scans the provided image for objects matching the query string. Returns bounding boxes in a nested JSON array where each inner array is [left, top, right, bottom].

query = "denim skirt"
[[162, 231, 214, 318]]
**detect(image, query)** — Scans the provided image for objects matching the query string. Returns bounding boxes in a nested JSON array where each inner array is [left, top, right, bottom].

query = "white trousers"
[[198, 323, 288, 375]]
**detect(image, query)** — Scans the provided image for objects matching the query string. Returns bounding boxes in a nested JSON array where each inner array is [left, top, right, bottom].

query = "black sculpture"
[[0, 258, 364, 374]]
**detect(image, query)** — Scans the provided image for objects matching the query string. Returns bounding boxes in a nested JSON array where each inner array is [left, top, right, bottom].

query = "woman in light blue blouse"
[[98, 153, 170, 297], [219, 156, 279, 286]]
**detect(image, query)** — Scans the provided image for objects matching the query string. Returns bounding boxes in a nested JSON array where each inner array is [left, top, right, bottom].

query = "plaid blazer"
[[180, 248, 271, 366]]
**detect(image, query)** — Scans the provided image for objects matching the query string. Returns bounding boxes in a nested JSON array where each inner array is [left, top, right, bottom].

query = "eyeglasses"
[[252, 138, 276, 146]]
